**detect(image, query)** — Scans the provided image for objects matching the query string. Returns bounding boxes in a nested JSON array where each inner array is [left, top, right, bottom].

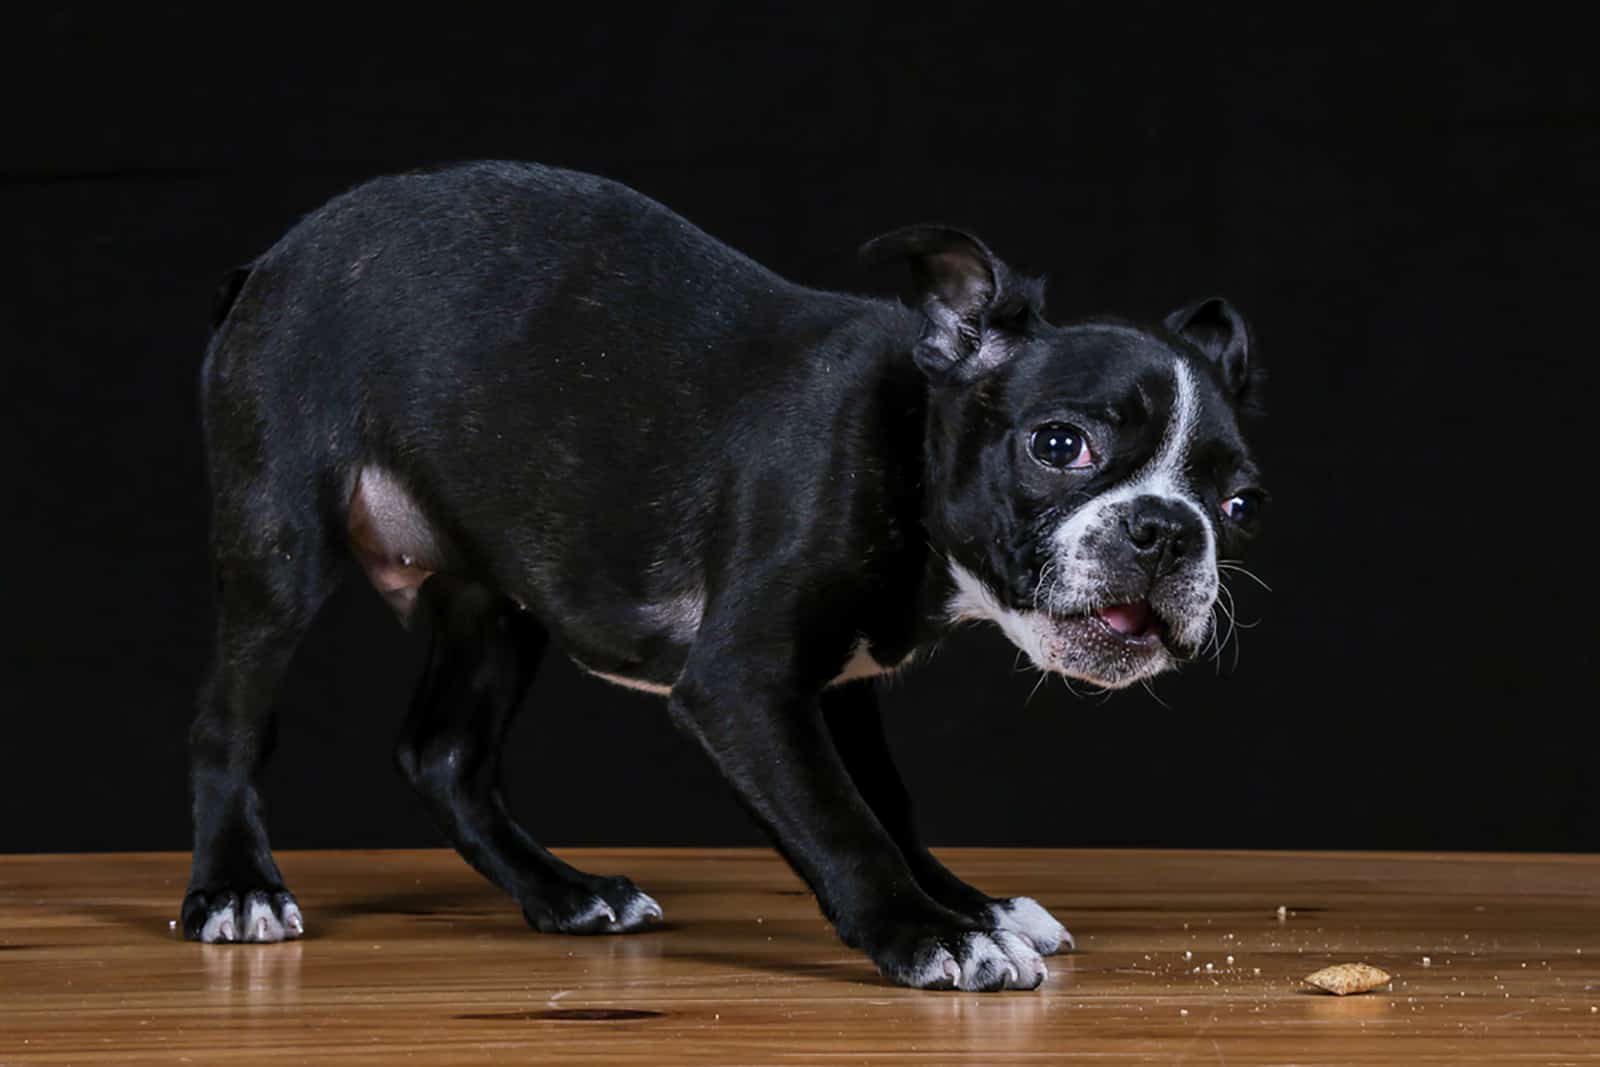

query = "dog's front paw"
[[182, 887, 303, 943], [866, 918, 1047, 991], [989, 896, 1074, 955], [522, 875, 663, 935]]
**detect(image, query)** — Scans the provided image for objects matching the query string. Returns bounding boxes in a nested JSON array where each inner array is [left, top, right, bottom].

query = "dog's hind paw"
[[521, 875, 663, 935], [182, 887, 303, 943], [989, 896, 1074, 955]]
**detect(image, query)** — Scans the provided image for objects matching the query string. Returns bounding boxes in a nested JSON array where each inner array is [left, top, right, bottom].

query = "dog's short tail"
[[211, 264, 254, 332]]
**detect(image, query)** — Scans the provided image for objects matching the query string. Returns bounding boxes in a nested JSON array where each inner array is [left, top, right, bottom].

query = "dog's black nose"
[[1124, 495, 1200, 579]]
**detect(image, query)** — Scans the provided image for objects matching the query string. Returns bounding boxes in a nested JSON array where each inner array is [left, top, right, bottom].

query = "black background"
[[3, 6, 1594, 856]]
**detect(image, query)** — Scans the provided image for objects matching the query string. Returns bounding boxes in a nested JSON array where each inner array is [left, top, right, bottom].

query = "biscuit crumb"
[[1304, 963, 1392, 995]]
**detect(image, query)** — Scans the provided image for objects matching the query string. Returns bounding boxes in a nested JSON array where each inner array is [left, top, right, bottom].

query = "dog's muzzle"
[[1034, 494, 1219, 687]]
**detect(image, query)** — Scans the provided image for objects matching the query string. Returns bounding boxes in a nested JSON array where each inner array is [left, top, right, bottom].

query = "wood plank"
[[1, 848, 1597, 1063]]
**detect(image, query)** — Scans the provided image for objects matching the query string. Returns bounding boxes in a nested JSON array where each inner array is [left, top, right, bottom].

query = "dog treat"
[[1303, 962, 1392, 995]]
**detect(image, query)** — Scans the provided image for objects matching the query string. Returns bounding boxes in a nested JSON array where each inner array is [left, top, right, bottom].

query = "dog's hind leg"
[[182, 485, 342, 943], [821, 680, 1074, 956], [395, 574, 662, 934]]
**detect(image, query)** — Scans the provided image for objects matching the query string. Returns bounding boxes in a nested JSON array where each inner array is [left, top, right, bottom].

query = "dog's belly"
[[347, 463, 703, 676], [346, 463, 916, 698], [347, 467, 442, 619]]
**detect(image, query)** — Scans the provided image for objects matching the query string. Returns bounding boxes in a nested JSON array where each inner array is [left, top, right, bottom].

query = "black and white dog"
[[186, 162, 1266, 992]]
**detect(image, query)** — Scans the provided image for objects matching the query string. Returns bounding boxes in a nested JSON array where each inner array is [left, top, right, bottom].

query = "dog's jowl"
[[187, 162, 1266, 991]]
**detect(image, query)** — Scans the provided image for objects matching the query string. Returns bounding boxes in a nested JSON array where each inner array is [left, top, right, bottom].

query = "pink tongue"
[[1098, 601, 1153, 635]]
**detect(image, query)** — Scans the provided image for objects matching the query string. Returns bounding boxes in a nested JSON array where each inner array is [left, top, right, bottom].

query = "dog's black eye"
[[1222, 490, 1265, 529], [1028, 424, 1091, 470]]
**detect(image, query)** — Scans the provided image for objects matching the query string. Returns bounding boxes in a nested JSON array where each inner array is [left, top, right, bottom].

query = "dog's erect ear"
[[861, 225, 1042, 382], [1164, 297, 1254, 398]]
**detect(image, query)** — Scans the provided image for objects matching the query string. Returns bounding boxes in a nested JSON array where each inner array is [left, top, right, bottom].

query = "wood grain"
[[1, 848, 1597, 1063]]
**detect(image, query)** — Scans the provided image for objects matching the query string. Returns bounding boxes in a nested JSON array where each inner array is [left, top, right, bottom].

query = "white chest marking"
[[578, 665, 676, 697], [826, 638, 917, 687], [945, 564, 1056, 668], [573, 637, 915, 700]]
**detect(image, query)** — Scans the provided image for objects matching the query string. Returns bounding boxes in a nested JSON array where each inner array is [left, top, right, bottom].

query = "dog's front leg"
[[668, 662, 1046, 991], [821, 680, 1073, 955]]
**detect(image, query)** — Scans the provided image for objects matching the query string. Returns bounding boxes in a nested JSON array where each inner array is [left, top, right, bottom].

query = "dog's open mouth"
[[1088, 600, 1167, 648]]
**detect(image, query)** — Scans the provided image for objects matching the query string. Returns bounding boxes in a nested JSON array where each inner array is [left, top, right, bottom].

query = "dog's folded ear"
[[860, 225, 1043, 382], [1163, 297, 1263, 412]]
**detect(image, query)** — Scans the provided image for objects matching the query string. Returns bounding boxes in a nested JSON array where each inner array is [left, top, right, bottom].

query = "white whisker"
[[1140, 676, 1172, 710], [1212, 583, 1240, 673], [1218, 559, 1272, 592]]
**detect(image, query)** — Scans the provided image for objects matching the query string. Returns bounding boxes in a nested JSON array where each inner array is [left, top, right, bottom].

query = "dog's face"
[[863, 227, 1266, 688]]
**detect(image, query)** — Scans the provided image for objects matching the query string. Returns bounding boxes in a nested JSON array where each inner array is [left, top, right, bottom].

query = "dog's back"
[[200, 161, 919, 669]]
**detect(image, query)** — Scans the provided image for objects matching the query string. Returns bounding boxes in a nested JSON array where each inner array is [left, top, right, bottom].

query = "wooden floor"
[[1, 849, 1597, 1064]]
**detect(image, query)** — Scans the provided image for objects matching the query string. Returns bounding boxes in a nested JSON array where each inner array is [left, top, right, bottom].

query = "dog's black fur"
[[186, 161, 1265, 991]]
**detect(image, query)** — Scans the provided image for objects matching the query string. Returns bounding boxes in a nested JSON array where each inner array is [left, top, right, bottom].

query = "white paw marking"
[[616, 891, 663, 928], [562, 897, 615, 929], [200, 907, 236, 944], [243, 897, 286, 943], [991, 897, 1074, 955], [992, 929, 1049, 986], [282, 902, 305, 939], [904, 943, 962, 989], [954, 931, 1046, 990]]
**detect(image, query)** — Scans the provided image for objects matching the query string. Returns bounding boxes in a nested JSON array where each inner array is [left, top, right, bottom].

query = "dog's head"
[[864, 226, 1267, 689]]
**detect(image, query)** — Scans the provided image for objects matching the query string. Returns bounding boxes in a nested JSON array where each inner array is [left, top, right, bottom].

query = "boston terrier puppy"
[[186, 161, 1267, 991]]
